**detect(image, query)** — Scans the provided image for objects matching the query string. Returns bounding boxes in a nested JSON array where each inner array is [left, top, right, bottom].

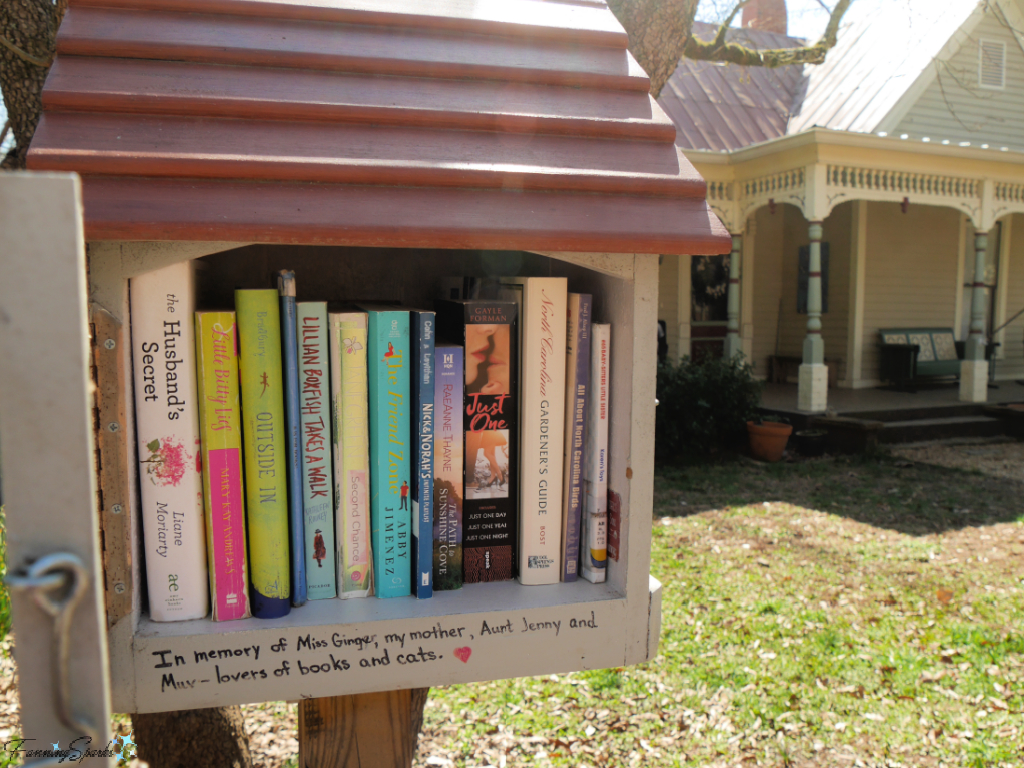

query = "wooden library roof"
[[28, 0, 729, 253]]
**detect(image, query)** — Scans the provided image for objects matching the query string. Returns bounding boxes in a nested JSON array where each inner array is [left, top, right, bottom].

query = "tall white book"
[[130, 261, 209, 621], [500, 277, 568, 585], [582, 323, 610, 584]]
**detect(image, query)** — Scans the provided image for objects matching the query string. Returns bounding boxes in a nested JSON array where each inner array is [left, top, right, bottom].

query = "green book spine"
[[236, 289, 291, 618], [363, 308, 411, 598]]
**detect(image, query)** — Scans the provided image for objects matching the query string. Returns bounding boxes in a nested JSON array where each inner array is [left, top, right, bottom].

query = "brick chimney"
[[741, 0, 788, 35]]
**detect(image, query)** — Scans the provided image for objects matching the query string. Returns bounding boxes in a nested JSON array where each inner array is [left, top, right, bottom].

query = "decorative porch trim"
[[739, 168, 805, 220], [824, 165, 982, 224]]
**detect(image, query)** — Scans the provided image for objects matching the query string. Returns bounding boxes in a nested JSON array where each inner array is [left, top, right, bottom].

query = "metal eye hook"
[[6, 552, 100, 753]]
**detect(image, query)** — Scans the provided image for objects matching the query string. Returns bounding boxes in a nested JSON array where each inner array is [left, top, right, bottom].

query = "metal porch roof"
[[27, 0, 729, 254]]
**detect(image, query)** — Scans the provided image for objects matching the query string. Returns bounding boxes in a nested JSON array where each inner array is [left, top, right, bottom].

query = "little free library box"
[[0, 0, 728, 739]]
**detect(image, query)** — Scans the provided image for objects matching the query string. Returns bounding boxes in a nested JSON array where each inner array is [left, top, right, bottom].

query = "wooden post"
[[798, 221, 828, 412], [723, 233, 743, 360], [299, 689, 429, 768]]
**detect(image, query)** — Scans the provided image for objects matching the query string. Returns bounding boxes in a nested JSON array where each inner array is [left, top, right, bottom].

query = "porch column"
[[960, 230, 990, 402], [724, 234, 743, 359], [798, 221, 828, 412]]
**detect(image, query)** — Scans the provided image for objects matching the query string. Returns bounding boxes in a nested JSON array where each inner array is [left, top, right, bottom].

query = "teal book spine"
[[362, 307, 412, 598], [298, 301, 337, 600]]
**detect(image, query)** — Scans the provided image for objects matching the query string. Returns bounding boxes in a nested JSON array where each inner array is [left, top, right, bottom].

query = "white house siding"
[[861, 202, 962, 382], [1002, 212, 1024, 378], [894, 10, 1024, 151], [748, 204, 852, 382], [658, 254, 681, 360]]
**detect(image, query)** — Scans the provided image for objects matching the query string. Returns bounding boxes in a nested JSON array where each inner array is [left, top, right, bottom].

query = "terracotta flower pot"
[[747, 421, 793, 463]]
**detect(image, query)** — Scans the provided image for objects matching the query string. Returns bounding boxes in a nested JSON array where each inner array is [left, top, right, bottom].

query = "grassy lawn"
[[415, 455, 1024, 767]]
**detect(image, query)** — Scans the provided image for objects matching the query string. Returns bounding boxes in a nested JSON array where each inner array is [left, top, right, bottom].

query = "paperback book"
[[560, 293, 592, 582], [410, 309, 436, 599], [432, 342, 464, 591], [582, 323, 610, 584], [236, 288, 291, 618], [278, 271, 307, 606], [330, 311, 373, 598], [130, 260, 209, 622], [298, 301, 337, 600], [436, 299, 518, 583], [362, 306, 412, 598], [500, 277, 567, 585], [195, 311, 251, 621]]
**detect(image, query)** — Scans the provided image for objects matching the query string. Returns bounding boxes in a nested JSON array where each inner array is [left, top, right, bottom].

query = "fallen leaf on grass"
[[863, 713, 884, 722], [936, 588, 954, 605]]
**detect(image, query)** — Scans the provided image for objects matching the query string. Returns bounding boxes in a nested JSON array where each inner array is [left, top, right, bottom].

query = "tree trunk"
[[607, 0, 700, 98], [0, 0, 64, 169], [133, 706, 253, 768]]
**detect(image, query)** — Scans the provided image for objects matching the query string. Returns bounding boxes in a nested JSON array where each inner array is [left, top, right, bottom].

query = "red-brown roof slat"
[[58, 7, 650, 92], [43, 57, 673, 141]]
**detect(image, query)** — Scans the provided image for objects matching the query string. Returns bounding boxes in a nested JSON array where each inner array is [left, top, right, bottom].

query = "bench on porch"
[[878, 328, 962, 390]]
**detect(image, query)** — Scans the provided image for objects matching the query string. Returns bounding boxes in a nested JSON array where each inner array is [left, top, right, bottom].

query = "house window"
[[797, 243, 830, 314], [979, 40, 1006, 90]]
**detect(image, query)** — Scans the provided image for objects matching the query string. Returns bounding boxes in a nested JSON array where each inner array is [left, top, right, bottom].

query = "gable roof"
[[26, 0, 728, 254], [787, 0, 981, 135], [657, 21, 807, 151]]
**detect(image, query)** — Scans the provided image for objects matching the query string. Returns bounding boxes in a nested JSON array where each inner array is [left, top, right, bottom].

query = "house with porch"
[[657, 0, 1024, 413]]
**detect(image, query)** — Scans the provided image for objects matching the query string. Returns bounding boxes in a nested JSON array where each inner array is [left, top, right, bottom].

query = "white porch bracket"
[[724, 234, 743, 360]]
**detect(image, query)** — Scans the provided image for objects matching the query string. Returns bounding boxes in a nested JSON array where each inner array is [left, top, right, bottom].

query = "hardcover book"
[[500, 277, 567, 585], [297, 301, 337, 600], [361, 306, 412, 598], [582, 323, 610, 584], [432, 343, 464, 591], [330, 311, 373, 598], [236, 288, 291, 618], [278, 271, 307, 606], [195, 312, 251, 621], [130, 261, 209, 621], [410, 310, 436, 599], [560, 293, 592, 582], [436, 299, 518, 584]]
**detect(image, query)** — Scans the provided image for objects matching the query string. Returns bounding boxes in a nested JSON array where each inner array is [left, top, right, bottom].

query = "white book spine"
[[582, 323, 610, 584], [501, 277, 568, 585], [130, 261, 209, 621]]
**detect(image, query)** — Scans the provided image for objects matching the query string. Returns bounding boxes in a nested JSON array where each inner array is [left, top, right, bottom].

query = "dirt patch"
[[893, 439, 1024, 484]]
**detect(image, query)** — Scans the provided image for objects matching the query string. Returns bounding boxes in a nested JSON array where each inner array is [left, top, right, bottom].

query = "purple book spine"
[[561, 294, 591, 582]]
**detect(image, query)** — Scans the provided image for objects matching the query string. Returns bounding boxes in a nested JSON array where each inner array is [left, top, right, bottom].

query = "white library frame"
[[86, 242, 663, 713]]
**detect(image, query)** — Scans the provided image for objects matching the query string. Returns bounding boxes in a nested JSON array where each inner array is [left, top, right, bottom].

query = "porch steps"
[[876, 414, 1004, 444]]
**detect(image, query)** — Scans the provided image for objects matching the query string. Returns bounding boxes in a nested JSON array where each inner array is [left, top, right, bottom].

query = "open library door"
[[0, 172, 113, 763]]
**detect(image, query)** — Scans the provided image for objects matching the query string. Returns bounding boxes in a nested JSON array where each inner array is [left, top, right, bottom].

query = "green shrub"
[[655, 356, 763, 462]]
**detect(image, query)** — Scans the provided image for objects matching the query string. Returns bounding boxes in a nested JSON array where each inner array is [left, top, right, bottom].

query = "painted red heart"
[[453, 647, 472, 663]]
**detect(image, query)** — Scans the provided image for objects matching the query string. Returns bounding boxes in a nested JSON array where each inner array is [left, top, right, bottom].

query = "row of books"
[[130, 263, 611, 622]]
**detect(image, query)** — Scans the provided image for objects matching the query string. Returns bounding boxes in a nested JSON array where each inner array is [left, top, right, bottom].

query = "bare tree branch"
[[713, 0, 753, 49], [684, 0, 854, 68]]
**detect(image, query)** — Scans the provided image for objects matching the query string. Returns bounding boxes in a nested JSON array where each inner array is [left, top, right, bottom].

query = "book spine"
[[278, 272, 307, 606], [436, 299, 518, 584], [410, 311, 436, 599], [129, 261, 209, 622], [432, 344, 464, 591], [501, 278, 567, 585], [560, 293, 591, 582], [236, 289, 291, 618], [330, 312, 373, 598], [298, 302, 336, 600], [365, 310, 411, 598], [582, 323, 610, 584], [195, 312, 251, 621]]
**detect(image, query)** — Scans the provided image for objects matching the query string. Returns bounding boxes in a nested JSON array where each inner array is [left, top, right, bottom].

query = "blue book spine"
[[363, 307, 412, 598], [410, 310, 435, 599], [278, 271, 307, 607]]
